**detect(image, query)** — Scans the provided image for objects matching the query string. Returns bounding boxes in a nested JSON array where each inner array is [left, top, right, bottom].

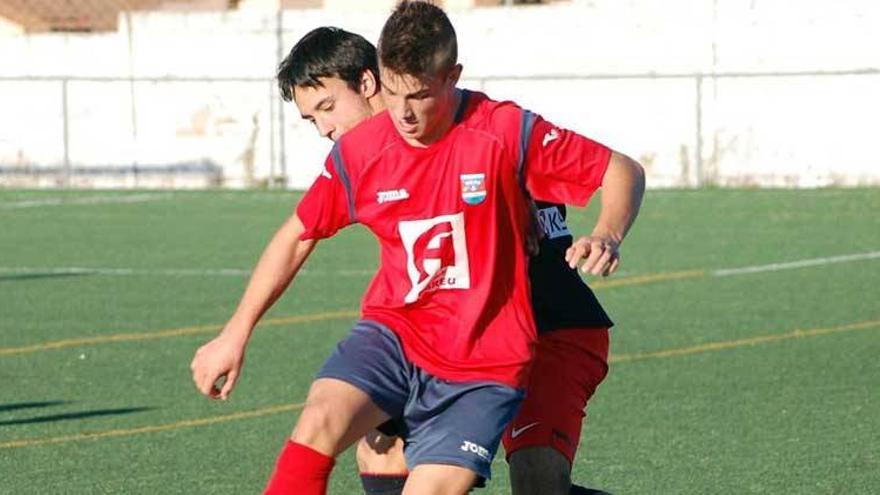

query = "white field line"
[[712, 251, 880, 277], [0, 251, 877, 280], [0, 193, 171, 209]]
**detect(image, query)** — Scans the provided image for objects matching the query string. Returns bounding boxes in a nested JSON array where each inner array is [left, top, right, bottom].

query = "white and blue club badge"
[[460, 173, 487, 205]]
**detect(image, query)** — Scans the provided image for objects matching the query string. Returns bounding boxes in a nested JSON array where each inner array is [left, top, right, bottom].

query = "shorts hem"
[[407, 455, 492, 480], [504, 440, 576, 466]]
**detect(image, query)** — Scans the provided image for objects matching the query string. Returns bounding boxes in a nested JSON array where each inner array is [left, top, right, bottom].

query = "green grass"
[[1, 188, 878, 494]]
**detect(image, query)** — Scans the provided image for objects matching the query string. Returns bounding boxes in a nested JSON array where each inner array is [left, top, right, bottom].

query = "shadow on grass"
[[0, 272, 94, 283], [0, 407, 154, 426], [0, 400, 68, 413]]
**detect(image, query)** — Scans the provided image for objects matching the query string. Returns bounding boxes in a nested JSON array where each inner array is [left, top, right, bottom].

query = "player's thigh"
[[503, 328, 609, 463], [356, 431, 407, 474], [316, 321, 412, 422], [402, 464, 477, 495], [292, 377, 391, 456], [508, 446, 571, 495], [297, 321, 412, 455]]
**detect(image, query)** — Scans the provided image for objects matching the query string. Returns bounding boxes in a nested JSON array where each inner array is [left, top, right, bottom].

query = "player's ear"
[[360, 69, 379, 99], [446, 64, 463, 87]]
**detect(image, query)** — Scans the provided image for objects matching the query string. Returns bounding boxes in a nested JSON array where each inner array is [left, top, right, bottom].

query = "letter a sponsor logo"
[[399, 213, 470, 303]]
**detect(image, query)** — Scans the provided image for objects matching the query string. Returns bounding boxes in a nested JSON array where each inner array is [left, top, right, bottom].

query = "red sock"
[[264, 440, 335, 495]]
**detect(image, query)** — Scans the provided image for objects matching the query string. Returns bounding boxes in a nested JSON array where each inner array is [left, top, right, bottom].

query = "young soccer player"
[[277, 26, 632, 495], [190, 3, 644, 494]]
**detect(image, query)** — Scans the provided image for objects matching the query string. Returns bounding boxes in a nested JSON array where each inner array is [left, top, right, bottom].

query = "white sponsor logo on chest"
[[377, 188, 410, 204], [398, 212, 470, 303]]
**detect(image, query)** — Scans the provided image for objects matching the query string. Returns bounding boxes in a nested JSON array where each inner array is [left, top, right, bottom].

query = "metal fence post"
[[269, 80, 276, 186], [126, 12, 139, 188], [61, 78, 71, 188], [695, 74, 703, 188], [275, 7, 287, 188]]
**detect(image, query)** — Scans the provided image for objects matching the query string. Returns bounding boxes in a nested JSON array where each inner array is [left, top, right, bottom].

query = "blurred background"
[[1, 0, 877, 191], [2, 3, 879, 493]]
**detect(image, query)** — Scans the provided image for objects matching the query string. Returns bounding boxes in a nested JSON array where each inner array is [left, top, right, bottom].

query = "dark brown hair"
[[277, 27, 378, 102], [378, 1, 457, 79]]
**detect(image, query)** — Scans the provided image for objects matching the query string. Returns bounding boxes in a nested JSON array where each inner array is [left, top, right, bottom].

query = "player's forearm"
[[226, 214, 316, 336], [590, 152, 645, 243]]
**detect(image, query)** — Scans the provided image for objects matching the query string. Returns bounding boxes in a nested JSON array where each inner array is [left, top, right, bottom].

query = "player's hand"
[[189, 326, 248, 400], [565, 235, 620, 277]]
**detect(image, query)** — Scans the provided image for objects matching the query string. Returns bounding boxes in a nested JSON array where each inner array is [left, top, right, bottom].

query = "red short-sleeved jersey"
[[296, 90, 610, 387]]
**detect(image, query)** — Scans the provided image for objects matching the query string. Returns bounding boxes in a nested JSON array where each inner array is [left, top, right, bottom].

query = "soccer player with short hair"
[[190, 3, 644, 494], [277, 25, 625, 495]]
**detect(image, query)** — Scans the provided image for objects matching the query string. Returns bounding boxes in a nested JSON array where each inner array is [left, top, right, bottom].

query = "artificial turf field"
[[1, 188, 878, 494]]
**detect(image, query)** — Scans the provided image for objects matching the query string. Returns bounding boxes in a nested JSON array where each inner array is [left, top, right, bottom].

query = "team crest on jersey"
[[460, 173, 487, 205]]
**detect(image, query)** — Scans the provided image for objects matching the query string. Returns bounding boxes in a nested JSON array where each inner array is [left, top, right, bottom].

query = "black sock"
[[360, 474, 407, 495]]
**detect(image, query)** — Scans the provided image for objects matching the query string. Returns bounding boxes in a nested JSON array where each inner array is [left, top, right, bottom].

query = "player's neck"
[[368, 93, 386, 117]]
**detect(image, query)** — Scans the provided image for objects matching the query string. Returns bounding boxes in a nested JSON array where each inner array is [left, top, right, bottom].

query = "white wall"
[[0, 1, 878, 188], [0, 15, 23, 36]]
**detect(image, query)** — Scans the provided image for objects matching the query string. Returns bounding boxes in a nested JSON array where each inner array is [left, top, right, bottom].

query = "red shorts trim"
[[502, 328, 609, 464]]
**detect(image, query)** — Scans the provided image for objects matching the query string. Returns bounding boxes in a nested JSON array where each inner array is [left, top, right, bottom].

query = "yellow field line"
[[0, 403, 304, 450], [0, 269, 696, 358], [4, 318, 877, 451], [610, 319, 880, 363], [591, 269, 706, 289], [0, 310, 359, 357]]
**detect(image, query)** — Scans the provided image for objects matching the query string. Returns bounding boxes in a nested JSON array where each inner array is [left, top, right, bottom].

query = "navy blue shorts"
[[317, 320, 524, 479]]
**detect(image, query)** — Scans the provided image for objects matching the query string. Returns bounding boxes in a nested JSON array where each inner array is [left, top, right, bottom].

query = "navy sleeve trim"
[[518, 108, 544, 255], [517, 109, 537, 190], [331, 143, 356, 222], [453, 89, 471, 124]]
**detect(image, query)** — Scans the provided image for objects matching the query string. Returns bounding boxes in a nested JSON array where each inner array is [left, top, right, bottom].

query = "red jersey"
[[296, 90, 610, 387]]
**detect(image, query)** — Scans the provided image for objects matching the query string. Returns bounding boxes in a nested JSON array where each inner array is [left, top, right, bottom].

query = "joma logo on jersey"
[[460, 440, 490, 460], [460, 173, 487, 205], [377, 188, 410, 204], [399, 213, 470, 303], [537, 206, 571, 239]]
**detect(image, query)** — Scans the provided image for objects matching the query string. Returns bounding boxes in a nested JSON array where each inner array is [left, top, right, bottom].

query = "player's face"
[[379, 64, 462, 147], [293, 76, 374, 142]]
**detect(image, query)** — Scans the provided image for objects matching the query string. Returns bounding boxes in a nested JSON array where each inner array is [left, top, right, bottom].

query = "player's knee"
[[293, 379, 367, 447], [508, 447, 571, 495], [291, 381, 356, 447], [291, 400, 337, 446]]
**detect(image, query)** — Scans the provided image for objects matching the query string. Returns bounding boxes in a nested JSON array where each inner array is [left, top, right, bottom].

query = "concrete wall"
[[0, 15, 23, 36], [0, 1, 877, 188]]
